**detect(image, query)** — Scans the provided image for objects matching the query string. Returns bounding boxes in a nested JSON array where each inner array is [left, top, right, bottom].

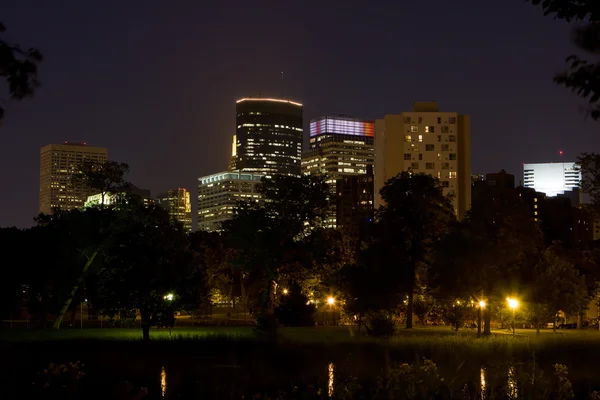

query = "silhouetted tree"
[[274, 282, 316, 327], [578, 152, 600, 213], [378, 172, 456, 329], [528, 0, 600, 119], [0, 23, 42, 122], [73, 160, 130, 205], [97, 202, 198, 341]]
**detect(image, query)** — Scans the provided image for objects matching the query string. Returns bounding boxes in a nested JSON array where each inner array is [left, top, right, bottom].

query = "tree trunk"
[[536, 323, 540, 336], [577, 312, 583, 329], [477, 307, 482, 338], [141, 309, 151, 341], [483, 307, 492, 336], [52, 250, 98, 329]]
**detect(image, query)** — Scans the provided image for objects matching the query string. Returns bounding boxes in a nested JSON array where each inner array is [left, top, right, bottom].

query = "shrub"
[[274, 283, 316, 327], [365, 312, 396, 337]]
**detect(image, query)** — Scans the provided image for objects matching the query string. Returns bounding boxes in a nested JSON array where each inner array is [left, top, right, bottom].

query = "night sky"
[[1, 0, 598, 228]]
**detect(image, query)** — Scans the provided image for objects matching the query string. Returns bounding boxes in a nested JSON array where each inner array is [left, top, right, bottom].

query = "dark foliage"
[[274, 283, 316, 327], [0, 22, 42, 122], [364, 312, 396, 337]]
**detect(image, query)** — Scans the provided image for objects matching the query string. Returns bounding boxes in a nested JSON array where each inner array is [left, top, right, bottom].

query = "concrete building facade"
[[39, 142, 108, 214], [374, 102, 471, 219], [523, 162, 581, 198], [197, 171, 264, 232]]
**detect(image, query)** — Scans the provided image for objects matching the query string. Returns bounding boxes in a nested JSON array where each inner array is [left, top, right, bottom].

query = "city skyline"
[[1, 1, 598, 228]]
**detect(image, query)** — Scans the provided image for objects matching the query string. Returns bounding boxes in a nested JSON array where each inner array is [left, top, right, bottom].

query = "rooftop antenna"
[[280, 71, 284, 99]]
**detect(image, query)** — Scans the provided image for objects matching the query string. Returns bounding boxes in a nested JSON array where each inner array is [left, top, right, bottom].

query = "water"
[[4, 339, 600, 399]]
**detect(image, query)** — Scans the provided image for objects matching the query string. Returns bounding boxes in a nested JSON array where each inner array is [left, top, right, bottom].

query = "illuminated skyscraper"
[[522, 162, 581, 198], [235, 98, 303, 176], [157, 188, 193, 232], [301, 115, 375, 228], [197, 171, 264, 232], [375, 102, 471, 219], [39, 142, 108, 214]]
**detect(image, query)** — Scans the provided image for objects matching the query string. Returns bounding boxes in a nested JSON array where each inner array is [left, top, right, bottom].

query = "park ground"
[[2, 325, 600, 342]]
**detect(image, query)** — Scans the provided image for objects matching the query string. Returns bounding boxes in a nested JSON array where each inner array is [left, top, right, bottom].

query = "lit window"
[[534, 198, 538, 203], [418, 135, 423, 142], [425, 144, 434, 151], [410, 126, 419, 133], [425, 126, 435, 133], [405, 135, 412, 142], [449, 171, 457, 178], [534, 211, 538, 216]]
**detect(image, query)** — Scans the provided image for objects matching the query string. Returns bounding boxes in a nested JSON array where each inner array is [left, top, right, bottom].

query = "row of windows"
[[404, 116, 457, 124], [409, 162, 457, 171], [405, 134, 456, 143]]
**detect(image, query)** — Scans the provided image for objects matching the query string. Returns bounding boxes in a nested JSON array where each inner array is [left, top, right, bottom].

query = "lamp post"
[[477, 300, 486, 338], [506, 298, 519, 337]]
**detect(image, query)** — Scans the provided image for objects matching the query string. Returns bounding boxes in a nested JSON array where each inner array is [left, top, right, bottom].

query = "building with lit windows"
[[234, 98, 303, 176], [85, 185, 152, 208], [375, 102, 471, 219], [523, 162, 581, 199], [302, 115, 375, 227], [336, 165, 375, 229], [39, 142, 108, 214], [157, 188, 193, 232], [197, 171, 264, 232]]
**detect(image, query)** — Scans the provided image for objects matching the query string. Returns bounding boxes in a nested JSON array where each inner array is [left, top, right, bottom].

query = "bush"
[[365, 312, 396, 337], [274, 283, 316, 327]]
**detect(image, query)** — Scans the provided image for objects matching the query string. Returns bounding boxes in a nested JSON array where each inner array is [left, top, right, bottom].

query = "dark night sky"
[[1, 0, 598, 228]]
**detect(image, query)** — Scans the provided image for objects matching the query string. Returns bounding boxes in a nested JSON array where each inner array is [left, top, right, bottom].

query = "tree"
[[73, 160, 130, 205], [274, 282, 316, 327], [223, 174, 330, 332], [524, 248, 587, 334], [528, 0, 600, 119], [433, 185, 545, 336], [578, 153, 600, 213], [34, 207, 118, 329], [96, 202, 199, 340], [377, 172, 456, 329], [0, 23, 42, 122]]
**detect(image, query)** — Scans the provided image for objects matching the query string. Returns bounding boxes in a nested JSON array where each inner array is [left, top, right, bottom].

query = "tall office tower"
[[39, 142, 108, 214], [157, 188, 193, 232], [375, 102, 471, 219], [197, 171, 264, 232], [523, 162, 581, 198], [235, 98, 303, 176], [336, 165, 375, 229], [302, 115, 375, 227], [228, 135, 237, 171]]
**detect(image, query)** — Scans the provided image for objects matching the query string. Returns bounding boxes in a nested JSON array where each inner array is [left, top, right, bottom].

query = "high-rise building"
[[375, 102, 471, 219], [197, 171, 264, 232], [523, 162, 581, 198], [157, 188, 193, 232], [336, 165, 375, 229], [234, 98, 303, 176], [39, 142, 108, 214], [302, 115, 375, 227]]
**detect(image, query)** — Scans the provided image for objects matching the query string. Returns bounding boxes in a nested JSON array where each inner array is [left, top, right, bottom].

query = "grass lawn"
[[2, 324, 600, 343]]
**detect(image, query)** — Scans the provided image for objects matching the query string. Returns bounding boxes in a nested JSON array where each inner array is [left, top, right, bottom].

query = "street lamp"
[[506, 297, 519, 337], [327, 297, 335, 305], [283, 289, 289, 295], [164, 293, 174, 301]]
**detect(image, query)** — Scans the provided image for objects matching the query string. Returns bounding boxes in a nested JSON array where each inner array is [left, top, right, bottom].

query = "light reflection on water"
[[161, 366, 167, 399], [480, 367, 486, 400], [328, 362, 335, 397], [507, 366, 518, 399]]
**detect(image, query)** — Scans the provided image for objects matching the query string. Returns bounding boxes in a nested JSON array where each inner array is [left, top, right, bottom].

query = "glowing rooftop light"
[[236, 98, 302, 107]]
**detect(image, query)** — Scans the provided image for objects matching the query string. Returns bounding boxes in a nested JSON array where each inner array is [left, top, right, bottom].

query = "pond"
[[3, 336, 600, 399]]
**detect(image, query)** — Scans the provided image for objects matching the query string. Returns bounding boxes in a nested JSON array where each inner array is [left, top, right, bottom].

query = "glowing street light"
[[327, 297, 335, 305], [479, 300, 486, 308], [283, 289, 289, 295], [164, 293, 174, 301], [506, 297, 519, 337]]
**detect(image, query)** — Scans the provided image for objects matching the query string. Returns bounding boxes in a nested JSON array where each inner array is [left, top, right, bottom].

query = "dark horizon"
[[1, 0, 598, 228]]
